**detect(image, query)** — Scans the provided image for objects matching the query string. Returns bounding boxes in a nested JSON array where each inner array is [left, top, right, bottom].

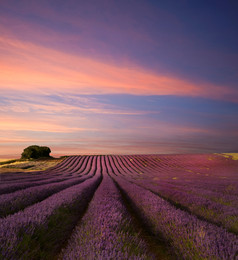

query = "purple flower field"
[[0, 154, 237, 259]]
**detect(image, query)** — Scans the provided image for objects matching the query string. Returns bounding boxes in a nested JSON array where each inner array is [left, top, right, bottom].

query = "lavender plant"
[[114, 175, 238, 259], [59, 173, 155, 259], [0, 156, 101, 259]]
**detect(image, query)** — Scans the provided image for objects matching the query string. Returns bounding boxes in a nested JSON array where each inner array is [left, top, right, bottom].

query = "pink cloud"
[[0, 35, 237, 102]]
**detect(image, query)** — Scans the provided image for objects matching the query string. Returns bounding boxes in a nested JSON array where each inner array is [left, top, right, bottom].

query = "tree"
[[21, 145, 51, 159]]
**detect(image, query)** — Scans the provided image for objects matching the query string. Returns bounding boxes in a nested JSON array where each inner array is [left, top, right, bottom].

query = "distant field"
[[221, 153, 238, 160], [0, 158, 64, 173], [0, 153, 237, 259]]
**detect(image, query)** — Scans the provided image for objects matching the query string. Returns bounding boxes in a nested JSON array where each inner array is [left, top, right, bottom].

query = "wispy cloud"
[[0, 116, 97, 133], [0, 92, 156, 116]]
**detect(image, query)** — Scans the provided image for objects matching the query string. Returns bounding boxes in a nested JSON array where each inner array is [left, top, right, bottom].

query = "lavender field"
[[0, 154, 238, 259]]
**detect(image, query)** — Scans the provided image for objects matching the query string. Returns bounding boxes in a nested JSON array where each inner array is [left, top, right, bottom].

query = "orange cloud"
[[0, 116, 99, 133], [0, 36, 236, 101]]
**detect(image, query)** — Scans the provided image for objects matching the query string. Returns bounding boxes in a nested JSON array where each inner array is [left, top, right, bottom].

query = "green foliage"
[[21, 145, 51, 160]]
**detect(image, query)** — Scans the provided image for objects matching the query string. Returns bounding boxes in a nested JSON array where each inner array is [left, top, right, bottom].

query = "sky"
[[0, 0, 238, 158]]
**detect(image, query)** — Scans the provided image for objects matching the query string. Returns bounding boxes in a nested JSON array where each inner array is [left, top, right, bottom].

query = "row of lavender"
[[110, 154, 238, 234], [0, 156, 103, 258], [59, 173, 156, 259], [0, 156, 162, 259], [0, 156, 96, 217], [57, 155, 172, 259], [106, 154, 238, 259], [0, 156, 97, 217], [1, 154, 237, 258], [56, 154, 238, 259], [0, 156, 83, 194]]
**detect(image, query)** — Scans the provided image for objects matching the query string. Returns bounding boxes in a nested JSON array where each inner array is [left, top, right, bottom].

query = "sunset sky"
[[0, 0, 238, 158]]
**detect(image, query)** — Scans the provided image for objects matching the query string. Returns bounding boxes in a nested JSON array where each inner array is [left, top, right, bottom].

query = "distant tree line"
[[21, 145, 51, 159]]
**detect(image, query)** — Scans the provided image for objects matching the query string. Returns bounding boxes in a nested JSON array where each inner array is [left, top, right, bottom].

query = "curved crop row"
[[0, 156, 74, 182], [0, 154, 237, 259], [0, 156, 87, 195], [113, 175, 238, 259], [115, 155, 238, 234], [0, 157, 96, 218], [59, 168, 154, 259], [0, 156, 102, 259], [130, 175, 238, 234]]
